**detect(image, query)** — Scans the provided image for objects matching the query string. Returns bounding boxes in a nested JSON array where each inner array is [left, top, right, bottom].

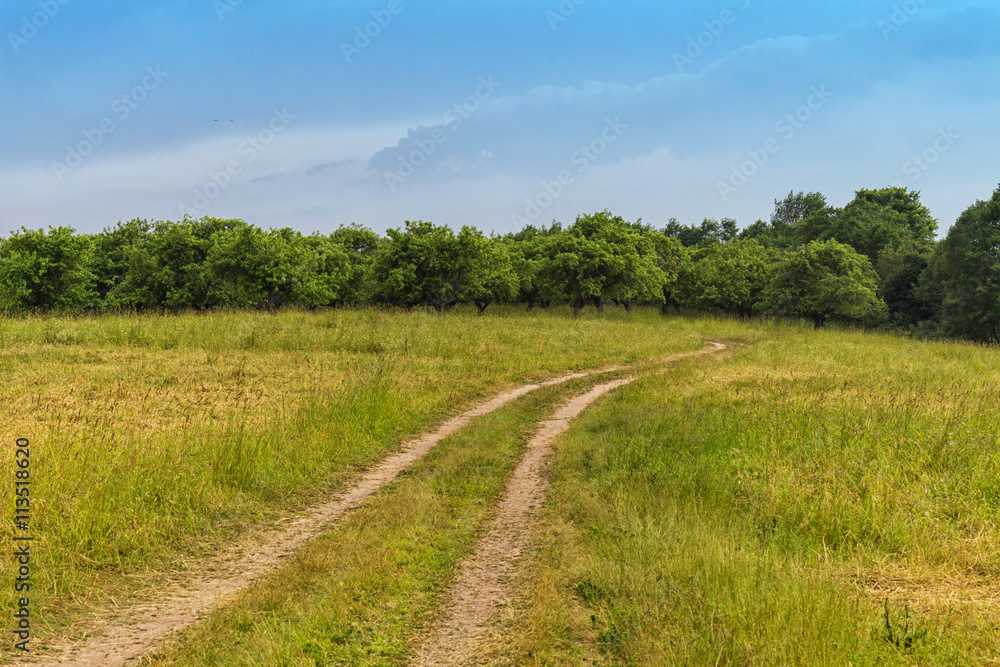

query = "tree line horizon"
[[1, 184, 999, 341]]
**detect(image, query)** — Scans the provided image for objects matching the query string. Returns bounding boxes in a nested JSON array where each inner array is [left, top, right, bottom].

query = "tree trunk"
[[265, 290, 280, 314], [433, 303, 444, 314], [593, 297, 604, 313], [475, 300, 490, 315], [813, 314, 825, 329], [625, 300, 634, 312], [573, 301, 583, 318], [661, 302, 670, 316]]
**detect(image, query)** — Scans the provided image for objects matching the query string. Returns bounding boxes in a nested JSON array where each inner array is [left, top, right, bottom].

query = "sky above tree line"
[[1, 0, 998, 237]]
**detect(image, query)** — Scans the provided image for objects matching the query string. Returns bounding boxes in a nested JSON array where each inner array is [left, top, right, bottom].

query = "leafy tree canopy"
[[664, 217, 738, 247], [0, 226, 96, 312], [541, 211, 665, 315], [371, 220, 516, 313], [764, 239, 883, 328], [936, 185, 1000, 342]]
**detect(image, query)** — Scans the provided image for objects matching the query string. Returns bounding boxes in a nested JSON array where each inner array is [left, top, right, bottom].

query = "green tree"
[[794, 188, 937, 266], [672, 245, 705, 313], [464, 236, 519, 314], [508, 240, 542, 311], [851, 187, 937, 248], [764, 240, 883, 328], [506, 224, 562, 310], [695, 239, 773, 318], [540, 211, 664, 316], [604, 227, 666, 311], [880, 252, 936, 329], [0, 226, 97, 312], [771, 191, 828, 234], [91, 219, 151, 304], [330, 224, 381, 305], [737, 219, 780, 247], [302, 233, 353, 306], [664, 217, 737, 247], [371, 221, 508, 313], [538, 233, 615, 316], [936, 185, 1000, 341], [109, 218, 245, 310], [652, 233, 687, 315], [206, 226, 349, 310]]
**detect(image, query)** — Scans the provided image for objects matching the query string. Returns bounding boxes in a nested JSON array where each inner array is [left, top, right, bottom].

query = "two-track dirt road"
[[413, 343, 726, 665], [15, 343, 726, 666]]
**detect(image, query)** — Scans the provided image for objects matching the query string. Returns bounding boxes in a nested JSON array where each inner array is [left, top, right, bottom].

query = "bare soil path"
[[412, 343, 726, 666], [12, 366, 628, 666]]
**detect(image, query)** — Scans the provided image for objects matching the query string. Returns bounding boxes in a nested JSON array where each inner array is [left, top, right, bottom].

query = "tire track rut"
[[413, 343, 726, 666], [13, 365, 629, 666]]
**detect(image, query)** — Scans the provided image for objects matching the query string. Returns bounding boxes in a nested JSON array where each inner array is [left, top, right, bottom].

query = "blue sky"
[[1, 0, 998, 237]]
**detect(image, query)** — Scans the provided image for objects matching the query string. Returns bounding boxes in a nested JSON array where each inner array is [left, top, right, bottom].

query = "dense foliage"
[[3, 184, 1000, 340]]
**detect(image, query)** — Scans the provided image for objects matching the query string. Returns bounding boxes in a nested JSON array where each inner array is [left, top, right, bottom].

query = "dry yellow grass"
[[491, 326, 1000, 664], [0, 305, 710, 660]]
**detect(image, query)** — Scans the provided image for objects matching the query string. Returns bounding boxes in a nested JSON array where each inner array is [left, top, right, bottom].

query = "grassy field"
[[490, 328, 1000, 665], [5, 308, 999, 664], [0, 306, 717, 656], [145, 374, 619, 666]]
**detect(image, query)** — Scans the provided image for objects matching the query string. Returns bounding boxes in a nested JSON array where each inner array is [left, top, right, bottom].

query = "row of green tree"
[[1, 184, 999, 341]]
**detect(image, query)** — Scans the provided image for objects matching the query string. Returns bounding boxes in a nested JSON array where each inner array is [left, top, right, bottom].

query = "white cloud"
[[3, 20, 997, 238]]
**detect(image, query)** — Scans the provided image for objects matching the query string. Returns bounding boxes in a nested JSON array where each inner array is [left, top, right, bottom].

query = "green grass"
[[17, 307, 987, 664], [144, 374, 619, 666], [492, 328, 1000, 665], [0, 305, 711, 657]]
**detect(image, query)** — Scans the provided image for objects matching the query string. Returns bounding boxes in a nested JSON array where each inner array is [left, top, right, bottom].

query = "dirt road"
[[16, 344, 725, 666], [413, 343, 726, 666], [12, 368, 623, 666]]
